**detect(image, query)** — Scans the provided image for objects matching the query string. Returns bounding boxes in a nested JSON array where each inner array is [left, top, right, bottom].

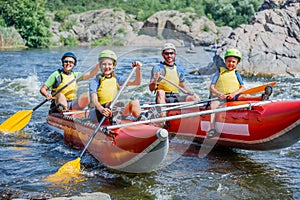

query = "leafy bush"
[[0, 0, 264, 48], [203, 24, 210, 32], [117, 28, 127, 34], [1, 0, 51, 48], [59, 19, 77, 32], [60, 35, 78, 46], [91, 36, 113, 46], [54, 10, 71, 22]]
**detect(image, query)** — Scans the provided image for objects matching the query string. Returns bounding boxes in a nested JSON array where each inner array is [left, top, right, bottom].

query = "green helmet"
[[224, 49, 242, 61], [98, 50, 117, 64]]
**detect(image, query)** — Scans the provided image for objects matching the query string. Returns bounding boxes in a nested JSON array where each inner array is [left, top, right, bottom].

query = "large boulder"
[[217, 0, 300, 77], [140, 10, 225, 46], [49, 1, 300, 77], [51, 9, 139, 46]]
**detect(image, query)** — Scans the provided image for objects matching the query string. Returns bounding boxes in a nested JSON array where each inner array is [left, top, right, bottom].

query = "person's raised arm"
[[149, 66, 161, 92], [82, 63, 100, 80], [127, 61, 142, 86]]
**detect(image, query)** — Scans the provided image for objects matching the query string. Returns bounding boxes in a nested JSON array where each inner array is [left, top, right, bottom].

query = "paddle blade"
[[0, 110, 33, 133], [241, 82, 276, 95], [44, 157, 81, 184]]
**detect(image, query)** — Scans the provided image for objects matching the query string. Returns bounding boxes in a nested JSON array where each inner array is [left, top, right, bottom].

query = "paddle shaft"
[[141, 101, 189, 108], [33, 79, 77, 111], [163, 81, 275, 112], [163, 97, 219, 111], [0, 65, 98, 133], [78, 67, 137, 158], [34, 65, 98, 111], [159, 75, 193, 95], [106, 101, 270, 130]]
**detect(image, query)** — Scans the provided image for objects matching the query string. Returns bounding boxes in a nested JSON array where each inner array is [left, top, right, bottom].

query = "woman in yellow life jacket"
[[149, 42, 199, 104], [89, 50, 143, 123], [40, 52, 100, 113], [207, 48, 273, 138]]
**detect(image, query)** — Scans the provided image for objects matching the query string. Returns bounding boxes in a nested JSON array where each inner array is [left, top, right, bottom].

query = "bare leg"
[[156, 90, 166, 104], [55, 93, 68, 110], [123, 100, 141, 118], [186, 94, 200, 102], [209, 100, 221, 130], [130, 100, 141, 118], [238, 94, 262, 101]]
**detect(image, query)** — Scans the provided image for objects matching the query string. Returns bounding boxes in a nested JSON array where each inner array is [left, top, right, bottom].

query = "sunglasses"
[[163, 52, 175, 55], [63, 60, 74, 64]]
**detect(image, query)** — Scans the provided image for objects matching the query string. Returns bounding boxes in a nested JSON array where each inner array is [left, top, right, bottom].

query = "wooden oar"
[[105, 101, 270, 130], [159, 75, 194, 95], [44, 67, 137, 183], [0, 66, 96, 133], [240, 81, 276, 95]]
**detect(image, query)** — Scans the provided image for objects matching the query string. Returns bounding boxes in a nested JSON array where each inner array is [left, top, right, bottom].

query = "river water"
[[0, 46, 299, 199]]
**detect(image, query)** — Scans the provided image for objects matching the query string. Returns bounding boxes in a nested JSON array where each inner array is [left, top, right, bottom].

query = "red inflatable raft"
[[47, 112, 169, 173], [166, 99, 300, 150]]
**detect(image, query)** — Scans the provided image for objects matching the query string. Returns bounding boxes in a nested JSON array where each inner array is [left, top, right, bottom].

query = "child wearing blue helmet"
[[40, 52, 99, 113]]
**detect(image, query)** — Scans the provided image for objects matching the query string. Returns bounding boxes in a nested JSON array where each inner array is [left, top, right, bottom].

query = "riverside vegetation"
[[0, 0, 264, 48], [1, 0, 299, 77]]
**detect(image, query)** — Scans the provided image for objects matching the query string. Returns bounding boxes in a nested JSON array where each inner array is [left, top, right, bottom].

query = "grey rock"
[[50, 1, 300, 77]]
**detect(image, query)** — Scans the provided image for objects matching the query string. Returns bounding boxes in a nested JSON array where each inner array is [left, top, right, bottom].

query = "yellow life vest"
[[97, 76, 118, 104], [157, 65, 179, 93], [215, 67, 240, 95], [51, 72, 77, 100]]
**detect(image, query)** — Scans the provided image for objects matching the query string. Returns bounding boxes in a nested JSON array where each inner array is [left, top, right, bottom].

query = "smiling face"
[[99, 58, 115, 76], [162, 49, 176, 65], [62, 56, 75, 73], [225, 56, 239, 71]]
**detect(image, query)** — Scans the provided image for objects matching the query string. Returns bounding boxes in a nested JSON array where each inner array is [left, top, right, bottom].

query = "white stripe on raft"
[[201, 121, 250, 136]]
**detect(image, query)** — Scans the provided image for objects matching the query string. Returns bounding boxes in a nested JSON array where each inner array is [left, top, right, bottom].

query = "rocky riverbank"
[[50, 0, 299, 77]]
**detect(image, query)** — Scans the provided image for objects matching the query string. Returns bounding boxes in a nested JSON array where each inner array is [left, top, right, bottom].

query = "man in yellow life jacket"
[[40, 52, 100, 113], [149, 42, 199, 104], [89, 50, 143, 123], [207, 48, 273, 138]]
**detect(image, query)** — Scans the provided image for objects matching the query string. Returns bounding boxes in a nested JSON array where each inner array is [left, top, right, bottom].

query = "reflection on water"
[[0, 47, 299, 199]]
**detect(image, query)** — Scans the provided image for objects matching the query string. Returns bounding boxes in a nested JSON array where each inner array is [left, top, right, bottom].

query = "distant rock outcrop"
[[50, 0, 300, 77], [217, 0, 300, 77], [51, 9, 225, 47]]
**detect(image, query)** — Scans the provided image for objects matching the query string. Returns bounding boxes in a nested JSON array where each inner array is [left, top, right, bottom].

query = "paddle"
[[0, 65, 96, 133], [141, 101, 190, 109], [159, 75, 194, 95], [240, 81, 276, 95], [104, 101, 270, 130], [162, 97, 219, 111], [44, 67, 137, 183], [162, 81, 276, 111]]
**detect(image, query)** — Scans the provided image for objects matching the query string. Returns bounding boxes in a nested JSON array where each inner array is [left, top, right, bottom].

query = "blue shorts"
[[50, 99, 80, 113], [162, 93, 187, 103]]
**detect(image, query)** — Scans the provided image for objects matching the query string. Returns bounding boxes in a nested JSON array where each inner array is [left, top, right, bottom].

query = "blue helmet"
[[61, 52, 77, 66]]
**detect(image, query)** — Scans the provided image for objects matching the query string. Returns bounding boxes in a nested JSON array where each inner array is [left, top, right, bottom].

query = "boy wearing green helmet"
[[207, 48, 273, 138], [40, 52, 100, 113], [89, 50, 143, 123]]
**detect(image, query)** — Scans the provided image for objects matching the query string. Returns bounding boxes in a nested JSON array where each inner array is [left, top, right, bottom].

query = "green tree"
[[203, 0, 263, 28], [1, 0, 52, 48]]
